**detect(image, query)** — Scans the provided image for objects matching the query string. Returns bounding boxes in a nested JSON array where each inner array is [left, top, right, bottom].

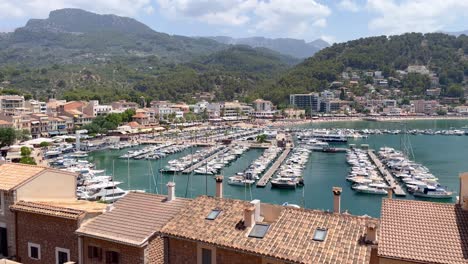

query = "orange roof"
[[162, 196, 376, 263], [132, 113, 147, 118], [0, 164, 46, 191], [0, 163, 77, 191], [0, 120, 12, 125], [128, 121, 140, 128], [379, 199, 468, 264], [77, 192, 190, 246], [11, 200, 105, 220]]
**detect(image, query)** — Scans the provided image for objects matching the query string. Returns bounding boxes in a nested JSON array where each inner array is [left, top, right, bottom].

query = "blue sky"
[[0, 0, 467, 43]]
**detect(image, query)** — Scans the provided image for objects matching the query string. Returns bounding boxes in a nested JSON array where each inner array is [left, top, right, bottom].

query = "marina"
[[38, 119, 468, 217], [256, 147, 291, 187], [367, 150, 406, 196]]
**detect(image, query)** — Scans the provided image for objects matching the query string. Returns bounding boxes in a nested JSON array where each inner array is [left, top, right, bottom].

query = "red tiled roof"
[[379, 199, 468, 264], [10, 200, 105, 220], [162, 196, 376, 264], [76, 192, 190, 246]]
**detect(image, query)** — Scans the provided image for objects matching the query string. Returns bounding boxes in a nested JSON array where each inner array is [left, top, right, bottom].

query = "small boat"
[[271, 178, 297, 189], [227, 176, 255, 186], [352, 184, 388, 195], [412, 185, 453, 199]]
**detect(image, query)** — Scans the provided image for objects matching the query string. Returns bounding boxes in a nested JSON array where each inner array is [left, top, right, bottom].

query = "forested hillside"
[[252, 33, 468, 105]]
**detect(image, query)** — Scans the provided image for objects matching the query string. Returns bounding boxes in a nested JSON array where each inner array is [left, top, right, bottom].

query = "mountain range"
[[207, 36, 329, 59]]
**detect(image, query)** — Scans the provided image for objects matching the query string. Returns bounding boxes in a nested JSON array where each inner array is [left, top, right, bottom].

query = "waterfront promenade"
[[368, 150, 406, 196]]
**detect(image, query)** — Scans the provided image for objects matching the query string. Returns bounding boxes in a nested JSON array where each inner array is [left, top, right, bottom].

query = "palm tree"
[[256, 134, 267, 143]]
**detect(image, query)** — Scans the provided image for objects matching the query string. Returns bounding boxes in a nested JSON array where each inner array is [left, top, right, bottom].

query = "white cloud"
[[367, 0, 468, 35], [0, 0, 154, 19], [157, 0, 331, 38], [338, 0, 360, 12], [320, 35, 337, 44]]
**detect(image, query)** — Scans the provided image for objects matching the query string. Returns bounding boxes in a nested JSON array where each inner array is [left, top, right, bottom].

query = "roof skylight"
[[206, 209, 221, 220], [313, 228, 328, 242], [248, 224, 270, 238]]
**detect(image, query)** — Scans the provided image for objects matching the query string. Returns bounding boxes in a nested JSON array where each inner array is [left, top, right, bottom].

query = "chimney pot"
[[243, 206, 255, 229], [332, 187, 342, 213], [459, 173, 468, 210], [387, 187, 394, 199], [215, 175, 223, 198], [250, 199, 261, 221], [365, 222, 378, 244], [167, 181, 176, 201]]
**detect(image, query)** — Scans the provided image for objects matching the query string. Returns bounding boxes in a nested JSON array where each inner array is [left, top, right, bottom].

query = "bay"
[[87, 119, 468, 217]]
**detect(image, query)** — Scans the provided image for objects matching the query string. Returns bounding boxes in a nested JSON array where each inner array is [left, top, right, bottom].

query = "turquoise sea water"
[[87, 119, 468, 217]]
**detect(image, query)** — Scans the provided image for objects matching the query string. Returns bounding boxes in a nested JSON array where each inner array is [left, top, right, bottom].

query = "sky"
[[0, 0, 467, 43]]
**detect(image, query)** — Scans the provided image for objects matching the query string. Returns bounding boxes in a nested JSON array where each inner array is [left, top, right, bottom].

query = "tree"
[[339, 88, 347, 100], [39, 141, 51, 148], [0, 128, 17, 147], [436, 109, 447, 116], [16, 129, 31, 141], [256, 134, 268, 143], [446, 84, 464, 98], [19, 146, 36, 165]]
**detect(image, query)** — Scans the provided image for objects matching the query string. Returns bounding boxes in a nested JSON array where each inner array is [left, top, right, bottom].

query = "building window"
[[105, 250, 120, 264], [201, 248, 212, 264], [88, 246, 102, 261], [28, 242, 41, 260], [197, 244, 215, 264], [55, 247, 70, 264], [0, 192, 4, 215]]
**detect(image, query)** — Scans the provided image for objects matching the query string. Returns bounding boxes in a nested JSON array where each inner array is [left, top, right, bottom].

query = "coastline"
[[264, 115, 468, 127]]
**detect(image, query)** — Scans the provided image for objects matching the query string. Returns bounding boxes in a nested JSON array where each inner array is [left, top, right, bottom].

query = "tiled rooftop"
[[162, 196, 376, 264], [76, 192, 190, 246], [0, 163, 76, 191], [379, 199, 468, 264], [0, 163, 46, 191], [10, 200, 105, 220]]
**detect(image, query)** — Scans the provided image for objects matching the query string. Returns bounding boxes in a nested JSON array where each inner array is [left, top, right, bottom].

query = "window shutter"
[[87, 246, 92, 258]]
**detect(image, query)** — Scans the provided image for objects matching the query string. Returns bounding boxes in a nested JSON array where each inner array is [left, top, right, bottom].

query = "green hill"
[[253, 33, 468, 104]]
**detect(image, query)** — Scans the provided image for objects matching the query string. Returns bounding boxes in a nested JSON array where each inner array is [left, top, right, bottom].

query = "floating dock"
[[182, 147, 230, 174], [367, 150, 406, 196], [256, 147, 291, 188]]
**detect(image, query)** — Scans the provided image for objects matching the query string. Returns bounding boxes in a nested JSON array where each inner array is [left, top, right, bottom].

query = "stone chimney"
[[243, 206, 255, 229], [332, 187, 342, 213], [167, 182, 176, 201], [215, 175, 223, 198], [250, 199, 261, 222], [460, 173, 468, 210], [365, 222, 378, 244], [387, 187, 394, 199]]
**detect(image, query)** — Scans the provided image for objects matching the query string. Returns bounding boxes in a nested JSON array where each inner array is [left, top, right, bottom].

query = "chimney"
[[387, 187, 394, 199], [243, 206, 255, 229], [215, 175, 223, 198], [250, 199, 261, 222], [365, 222, 378, 244], [332, 187, 342, 213], [460, 173, 468, 210], [167, 182, 176, 201]]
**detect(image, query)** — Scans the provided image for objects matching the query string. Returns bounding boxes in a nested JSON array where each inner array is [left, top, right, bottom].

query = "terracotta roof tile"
[[162, 196, 376, 264], [0, 163, 46, 191], [76, 192, 190, 246], [0, 163, 77, 191], [10, 200, 105, 220], [379, 199, 468, 264]]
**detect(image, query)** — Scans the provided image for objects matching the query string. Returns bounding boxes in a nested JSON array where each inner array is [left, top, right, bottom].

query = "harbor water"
[[87, 119, 468, 217]]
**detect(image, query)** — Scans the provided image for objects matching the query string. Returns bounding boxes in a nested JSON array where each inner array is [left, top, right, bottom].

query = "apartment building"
[[76, 190, 189, 264], [289, 93, 320, 113], [83, 101, 113, 117], [10, 200, 105, 264], [0, 96, 25, 116], [25, 100, 47, 114], [0, 164, 77, 258]]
